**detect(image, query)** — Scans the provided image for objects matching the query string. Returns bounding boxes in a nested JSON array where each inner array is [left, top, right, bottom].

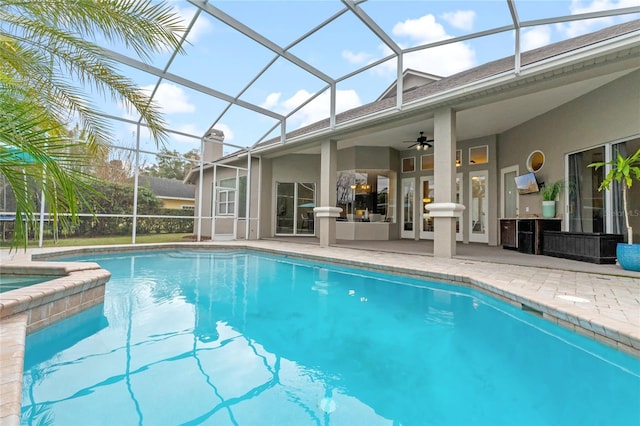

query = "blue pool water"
[[0, 275, 56, 293], [21, 250, 640, 425]]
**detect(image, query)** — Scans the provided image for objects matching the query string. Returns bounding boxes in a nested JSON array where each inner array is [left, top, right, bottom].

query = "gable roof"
[[376, 69, 442, 101], [137, 176, 195, 200]]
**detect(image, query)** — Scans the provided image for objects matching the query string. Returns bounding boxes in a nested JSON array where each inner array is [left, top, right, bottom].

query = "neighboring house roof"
[[185, 19, 640, 181], [137, 176, 196, 200]]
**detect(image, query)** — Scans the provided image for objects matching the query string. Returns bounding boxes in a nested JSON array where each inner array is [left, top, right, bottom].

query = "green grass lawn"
[[0, 233, 195, 249]]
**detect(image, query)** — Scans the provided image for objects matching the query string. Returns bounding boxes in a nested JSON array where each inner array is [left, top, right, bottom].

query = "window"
[[336, 170, 396, 222], [420, 154, 434, 170], [217, 176, 247, 217], [469, 145, 488, 165], [217, 188, 234, 216], [402, 157, 415, 173], [421, 151, 459, 169]]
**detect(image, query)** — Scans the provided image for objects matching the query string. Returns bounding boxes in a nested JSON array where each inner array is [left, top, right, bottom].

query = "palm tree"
[[0, 0, 185, 247]]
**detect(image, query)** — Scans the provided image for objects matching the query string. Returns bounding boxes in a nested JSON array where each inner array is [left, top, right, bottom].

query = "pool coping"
[[1, 241, 639, 425], [0, 261, 111, 426]]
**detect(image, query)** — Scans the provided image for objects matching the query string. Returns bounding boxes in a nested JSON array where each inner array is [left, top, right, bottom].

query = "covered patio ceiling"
[[101, 1, 640, 158]]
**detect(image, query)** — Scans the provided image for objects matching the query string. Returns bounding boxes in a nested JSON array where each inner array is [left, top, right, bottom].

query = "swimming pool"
[[0, 275, 57, 293], [21, 250, 640, 425]]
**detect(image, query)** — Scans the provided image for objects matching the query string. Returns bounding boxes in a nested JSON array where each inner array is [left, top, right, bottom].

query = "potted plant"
[[589, 148, 640, 272], [540, 180, 563, 218]]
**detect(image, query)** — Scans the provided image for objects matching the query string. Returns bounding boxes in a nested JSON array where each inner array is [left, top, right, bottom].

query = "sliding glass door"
[[568, 146, 606, 233], [276, 182, 315, 236], [568, 139, 640, 242]]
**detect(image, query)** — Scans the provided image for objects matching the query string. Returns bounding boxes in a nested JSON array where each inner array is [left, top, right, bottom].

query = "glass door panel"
[[568, 147, 605, 233], [456, 174, 463, 241], [420, 176, 434, 239], [296, 182, 315, 235], [276, 182, 295, 235], [469, 171, 488, 243], [401, 178, 414, 239], [612, 139, 640, 241]]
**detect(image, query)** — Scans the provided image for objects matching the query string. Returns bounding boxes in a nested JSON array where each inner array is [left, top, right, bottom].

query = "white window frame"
[[217, 178, 236, 216]]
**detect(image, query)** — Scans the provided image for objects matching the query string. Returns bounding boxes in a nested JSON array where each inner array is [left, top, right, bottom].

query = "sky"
[[96, 0, 639, 161]]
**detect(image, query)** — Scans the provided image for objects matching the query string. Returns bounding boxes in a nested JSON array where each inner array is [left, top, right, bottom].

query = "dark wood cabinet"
[[500, 219, 517, 250], [500, 218, 562, 254]]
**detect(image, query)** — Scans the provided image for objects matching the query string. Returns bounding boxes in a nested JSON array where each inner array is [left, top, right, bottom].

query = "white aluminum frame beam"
[[101, 48, 284, 121], [507, 0, 522, 74], [341, 0, 402, 55], [188, 0, 335, 84]]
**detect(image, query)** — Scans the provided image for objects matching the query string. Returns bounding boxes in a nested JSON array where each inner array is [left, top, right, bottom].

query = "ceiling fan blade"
[[407, 142, 417, 148]]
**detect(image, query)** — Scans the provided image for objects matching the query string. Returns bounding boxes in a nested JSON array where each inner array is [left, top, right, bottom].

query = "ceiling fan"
[[404, 131, 434, 150]]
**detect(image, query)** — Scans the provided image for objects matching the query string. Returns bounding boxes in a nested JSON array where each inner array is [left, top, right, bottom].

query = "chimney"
[[203, 129, 224, 162]]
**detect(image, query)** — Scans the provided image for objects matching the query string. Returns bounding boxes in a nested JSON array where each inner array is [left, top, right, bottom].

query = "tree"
[[0, 0, 185, 247], [144, 147, 200, 180], [589, 148, 640, 244]]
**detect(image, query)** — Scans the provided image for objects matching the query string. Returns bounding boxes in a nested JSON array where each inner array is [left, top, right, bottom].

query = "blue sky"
[[97, 0, 638, 160]]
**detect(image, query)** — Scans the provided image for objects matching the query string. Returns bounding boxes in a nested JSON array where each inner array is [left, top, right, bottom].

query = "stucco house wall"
[[497, 69, 640, 229]]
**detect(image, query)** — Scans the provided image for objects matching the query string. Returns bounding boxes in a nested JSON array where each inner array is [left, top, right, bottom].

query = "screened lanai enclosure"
[[1, 0, 638, 247]]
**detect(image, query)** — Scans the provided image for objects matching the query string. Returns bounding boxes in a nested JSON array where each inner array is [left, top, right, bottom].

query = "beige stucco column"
[[314, 139, 342, 247], [431, 108, 465, 257]]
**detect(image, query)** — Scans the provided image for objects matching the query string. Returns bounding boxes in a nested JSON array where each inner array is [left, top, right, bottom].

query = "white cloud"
[[556, 0, 638, 38], [262, 89, 362, 129], [521, 26, 552, 51], [342, 50, 375, 65], [260, 92, 282, 110], [214, 123, 235, 143], [167, 123, 203, 145], [392, 14, 450, 43], [374, 14, 476, 76], [338, 14, 475, 77], [173, 5, 213, 43], [440, 10, 476, 31], [142, 83, 196, 115]]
